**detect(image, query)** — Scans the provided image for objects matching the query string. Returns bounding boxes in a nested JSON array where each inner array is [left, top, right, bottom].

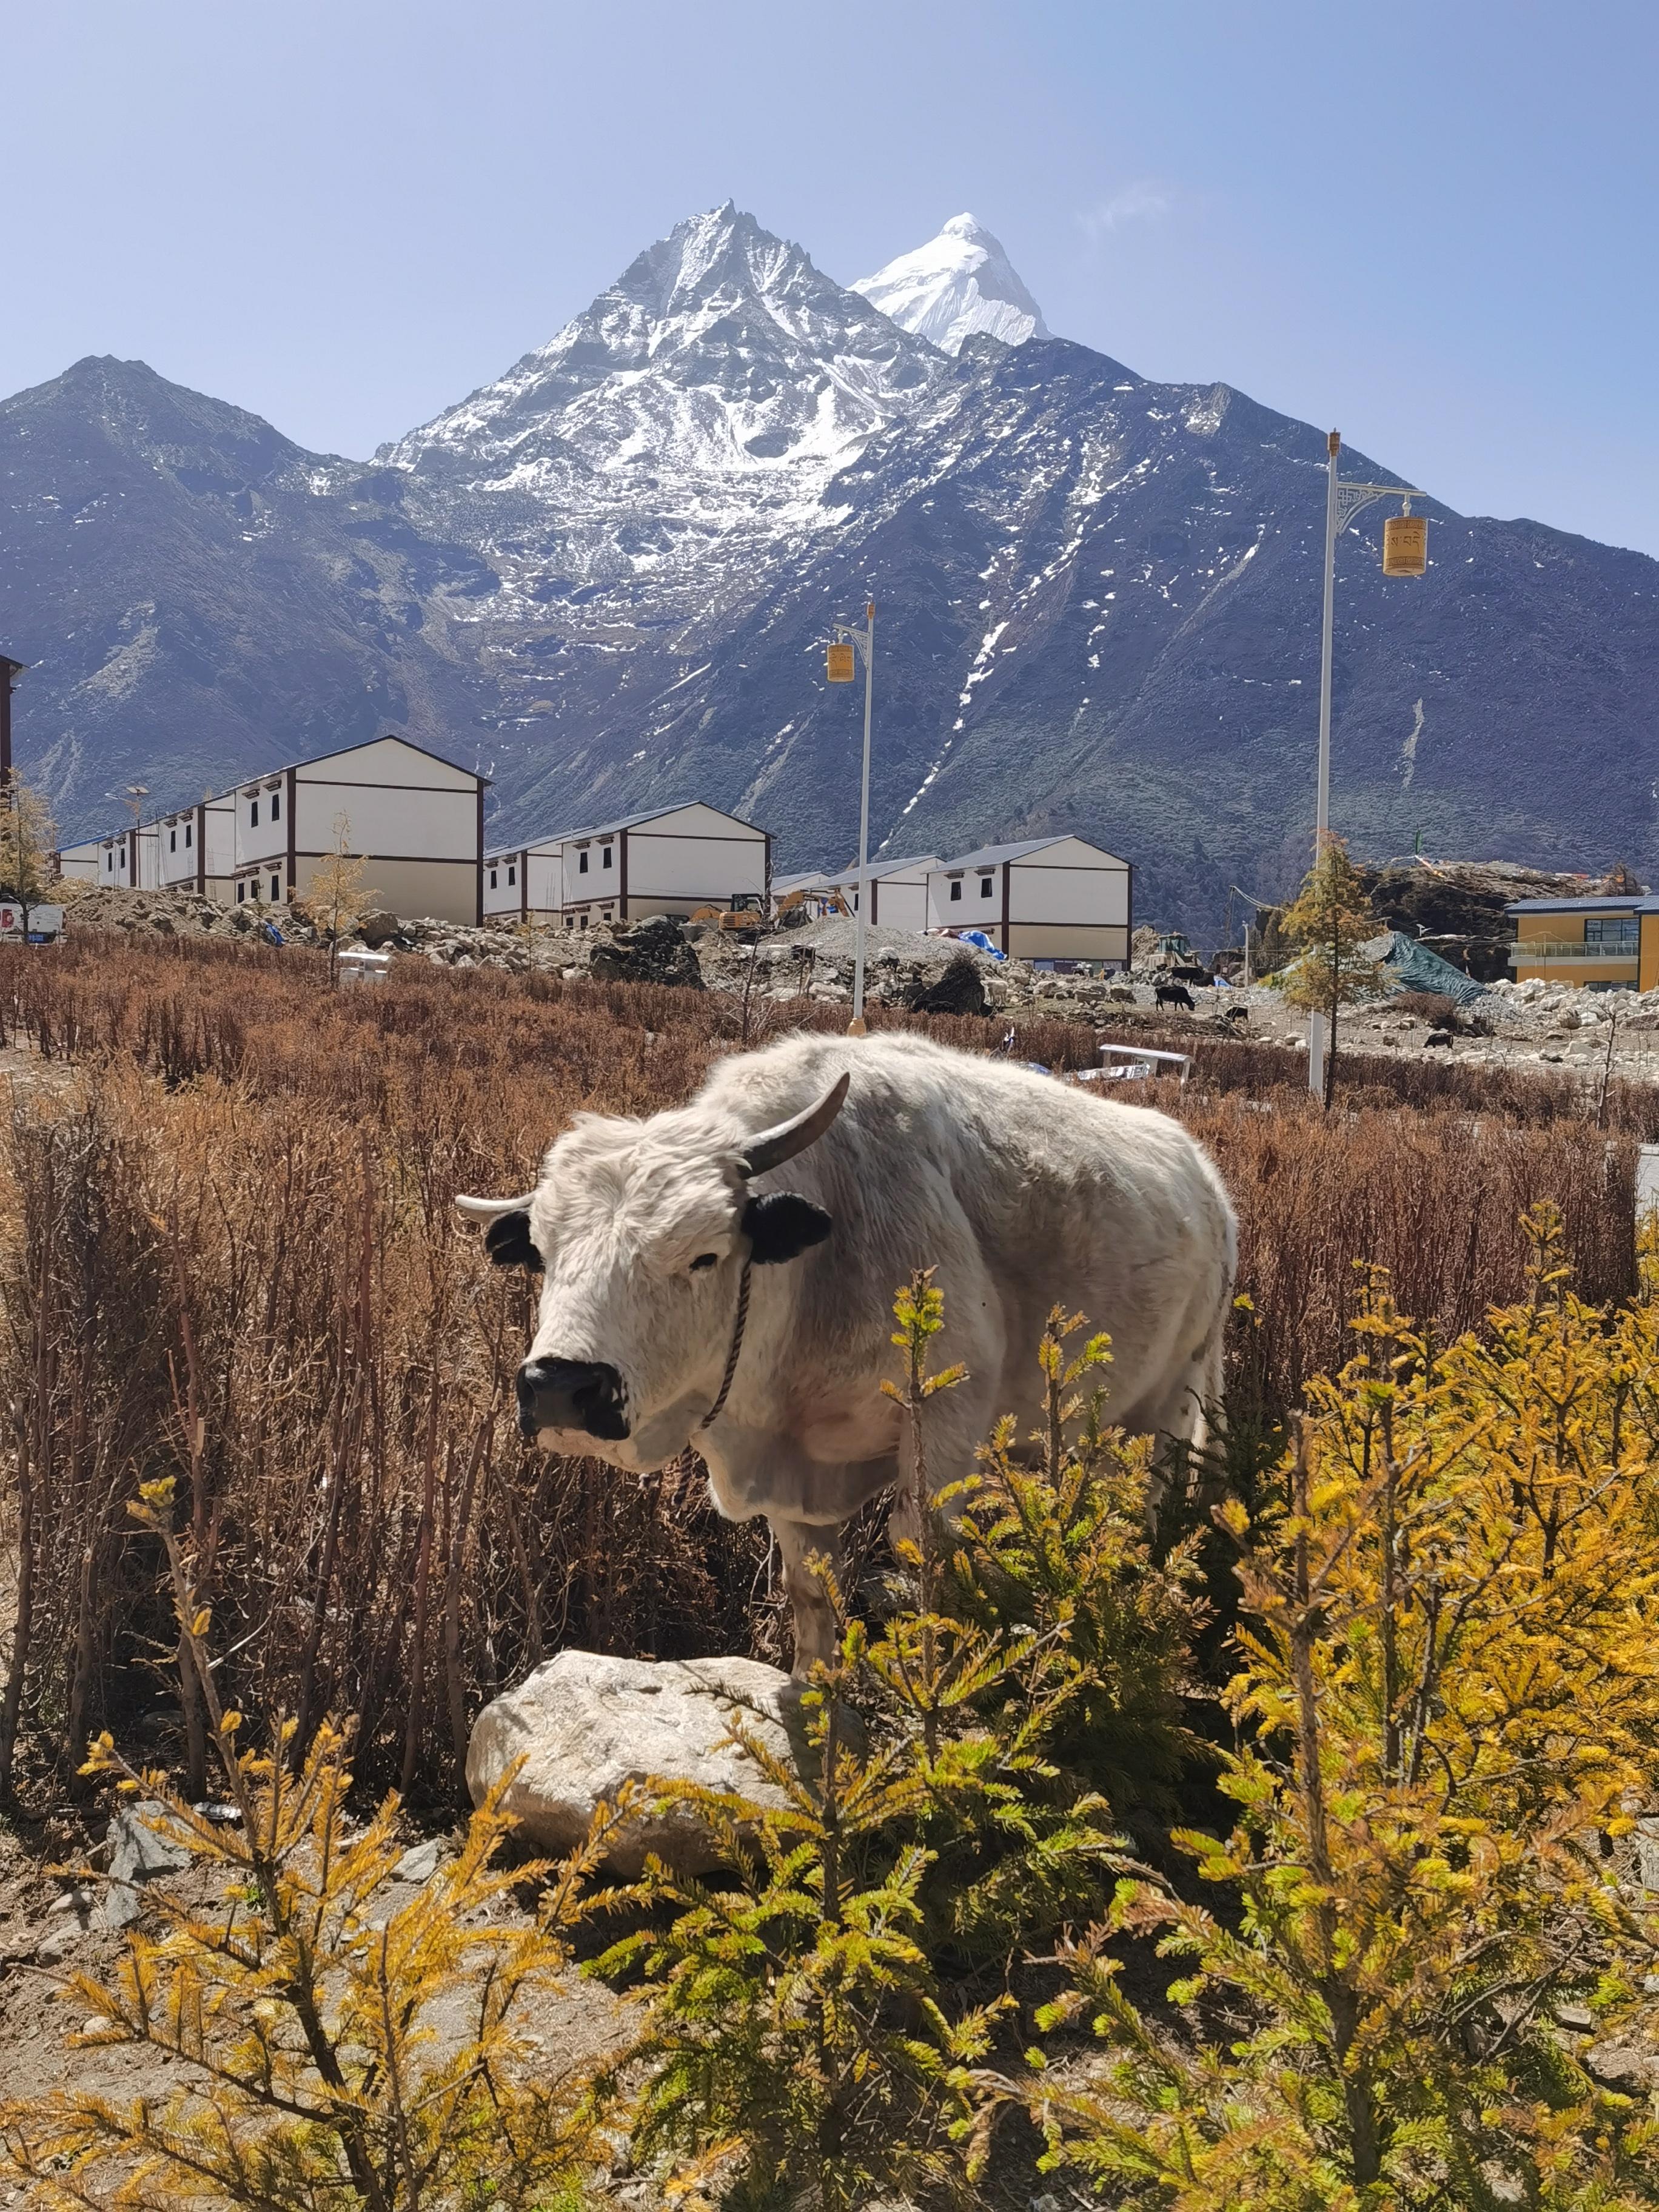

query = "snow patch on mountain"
[[850, 214, 1048, 355]]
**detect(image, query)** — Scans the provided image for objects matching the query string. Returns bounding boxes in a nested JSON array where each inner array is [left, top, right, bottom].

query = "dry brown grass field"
[[0, 936, 1644, 1807]]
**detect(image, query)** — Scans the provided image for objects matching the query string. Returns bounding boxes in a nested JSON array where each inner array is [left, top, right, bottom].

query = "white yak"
[[458, 1031, 1236, 1669]]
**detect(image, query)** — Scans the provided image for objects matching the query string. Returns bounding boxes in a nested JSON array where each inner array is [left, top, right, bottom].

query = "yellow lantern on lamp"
[[826, 640, 856, 683], [1382, 511, 1428, 577]]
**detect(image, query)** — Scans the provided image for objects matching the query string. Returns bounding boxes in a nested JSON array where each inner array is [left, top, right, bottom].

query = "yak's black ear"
[[742, 1191, 832, 1266], [484, 1210, 543, 1272]]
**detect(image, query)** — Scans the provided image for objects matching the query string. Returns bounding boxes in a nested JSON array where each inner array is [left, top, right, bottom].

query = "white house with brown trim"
[[485, 802, 769, 933], [58, 736, 488, 925], [57, 829, 137, 887], [822, 853, 938, 934], [483, 833, 565, 923], [559, 803, 769, 929], [926, 835, 1132, 963]]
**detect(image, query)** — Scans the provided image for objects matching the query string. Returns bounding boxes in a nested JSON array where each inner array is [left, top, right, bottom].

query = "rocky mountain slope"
[[3, 205, 1657, 934], [0, 357, 493, 825]]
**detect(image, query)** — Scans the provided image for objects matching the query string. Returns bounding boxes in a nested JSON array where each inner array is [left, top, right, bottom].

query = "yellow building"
[[1507, 896, 1658, 991]]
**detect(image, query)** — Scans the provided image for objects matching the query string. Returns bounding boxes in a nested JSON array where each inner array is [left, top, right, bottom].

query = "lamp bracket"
[[1334, 480, 1423, 534]]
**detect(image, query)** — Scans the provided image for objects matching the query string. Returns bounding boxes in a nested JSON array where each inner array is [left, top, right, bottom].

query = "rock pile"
[[907, 951, 989, 1017], [59, 886, 558, 971], [1356, 860, 1632, 985], [588, 913, 703, 990], [55, 885, 288, 942], [58, 883, 1659, 1081]]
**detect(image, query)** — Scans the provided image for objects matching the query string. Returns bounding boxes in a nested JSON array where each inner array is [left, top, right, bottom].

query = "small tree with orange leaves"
[[1273, 834, 1384, 1107], [295, 811, 378, 984], [0, 1476, 626, 2212]]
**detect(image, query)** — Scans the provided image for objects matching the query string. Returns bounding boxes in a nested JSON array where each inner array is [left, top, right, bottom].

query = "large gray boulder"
[[357, 909, 403, 948], [466, 1650, 823, 1875]]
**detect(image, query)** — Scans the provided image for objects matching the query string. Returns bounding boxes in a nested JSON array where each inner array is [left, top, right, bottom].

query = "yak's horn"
[[455, 1191, 537, 1221], [740, 1072, 851, 1178]]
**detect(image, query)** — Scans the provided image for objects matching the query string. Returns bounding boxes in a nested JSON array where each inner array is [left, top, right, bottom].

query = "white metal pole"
[[1316, 432, 1339, 846], [849, 598, 875, 1036], [1308, 431, 1340, 1101]]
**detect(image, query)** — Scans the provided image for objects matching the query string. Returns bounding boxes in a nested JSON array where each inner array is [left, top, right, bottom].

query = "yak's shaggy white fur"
[[468, 1031, 1236, 1667]]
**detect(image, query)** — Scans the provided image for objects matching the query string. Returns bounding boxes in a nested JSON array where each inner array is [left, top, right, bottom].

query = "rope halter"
[[699, 1256, 752, 1429]]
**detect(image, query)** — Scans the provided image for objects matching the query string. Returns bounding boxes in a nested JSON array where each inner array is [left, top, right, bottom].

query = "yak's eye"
[[690, 1252, 719, 1273]]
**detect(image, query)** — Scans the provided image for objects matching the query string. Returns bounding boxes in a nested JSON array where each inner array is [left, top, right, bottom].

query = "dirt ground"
[[1161, 976, 1659, 1084], [0, 1798, 643, 2161], [0, 1799, 1075, 2210]]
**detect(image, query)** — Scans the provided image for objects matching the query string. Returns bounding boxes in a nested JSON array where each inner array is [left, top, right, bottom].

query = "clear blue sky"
[[6, 1, 1656, 554]]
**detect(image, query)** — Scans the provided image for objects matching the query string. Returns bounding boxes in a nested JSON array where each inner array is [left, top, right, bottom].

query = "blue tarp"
[[957, 929, 1005, 960], [1375, 930, 1486, 1007]]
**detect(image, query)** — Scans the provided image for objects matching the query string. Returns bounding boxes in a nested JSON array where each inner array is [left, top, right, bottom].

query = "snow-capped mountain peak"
[[850, 213, 1048, 355], [387, 203, 939, 486], [380, 205, 947, 629]]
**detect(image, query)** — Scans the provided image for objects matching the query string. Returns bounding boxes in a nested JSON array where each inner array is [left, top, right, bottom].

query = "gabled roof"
[[830, 853, 938, 881], [291, 730, 489, 786], [486, 828, 572, 860], [935, 834, 1130, 871], [1506, 895, 1659, 915], [566, 799, 766, 842], [491, 799, 768, 855]]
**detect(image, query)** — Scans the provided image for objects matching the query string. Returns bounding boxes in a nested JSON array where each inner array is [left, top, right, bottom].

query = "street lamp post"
[[122, 782, 149, 891], [827, 600, 876, 1036], [1308, 432, 1423, 1100]]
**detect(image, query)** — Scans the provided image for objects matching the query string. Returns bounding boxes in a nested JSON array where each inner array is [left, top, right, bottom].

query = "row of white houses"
[[53, 729, 1133, 961], [57, 739, 776, 934], [58, 736, 487, 924], [481, 802, 771, 930], [773, 834, 1133, 964]]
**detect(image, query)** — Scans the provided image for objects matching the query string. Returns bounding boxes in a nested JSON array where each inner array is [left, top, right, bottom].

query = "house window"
[[602, 845, 613, 870], [250, 800, 259, 828], [236, 881, 246, 903], [270, 874, 281, 902], [270, 791, 280, 822], [169, 829, 177, 853], [602, 908, 613, 921], [507, 863, 517, 886], [489, 868, 498, 890], [579, 913, 588, 929], [184, 822, 193, 848], [578, 850, 589, 874], [1585, 916, 1639, 948], [949, 880, 962, 902], [980, 875, 994, 898]]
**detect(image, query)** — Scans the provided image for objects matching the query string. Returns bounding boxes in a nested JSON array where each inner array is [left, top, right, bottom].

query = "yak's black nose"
[[516, 1358, 629, 1443]]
